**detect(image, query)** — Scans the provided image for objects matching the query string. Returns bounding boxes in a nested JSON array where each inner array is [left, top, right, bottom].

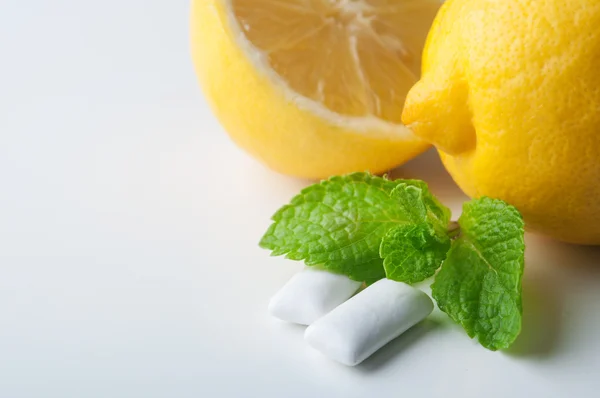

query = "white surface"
[[305, 279, 433, 366], [269, 268, 362, 326], [1, 1, 600, 397]]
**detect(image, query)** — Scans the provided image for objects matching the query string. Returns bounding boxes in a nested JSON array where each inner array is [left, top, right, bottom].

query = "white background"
[[2, 1, 600, 397]]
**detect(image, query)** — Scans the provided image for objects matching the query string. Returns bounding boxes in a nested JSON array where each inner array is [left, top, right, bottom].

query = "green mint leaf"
[[259, 172, 448, 284], [399, 180, 452, 231], [380, 224, 451, 283], [380, 182, 451, 283], [431, 197, 525, 351]]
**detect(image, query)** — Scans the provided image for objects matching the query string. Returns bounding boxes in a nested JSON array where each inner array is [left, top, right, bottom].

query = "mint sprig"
[[260, 172, 525, 350]]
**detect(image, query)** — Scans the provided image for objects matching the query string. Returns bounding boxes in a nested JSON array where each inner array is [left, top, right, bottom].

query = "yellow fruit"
[[403, 0, 600, 244], [190, 0, 441, 179]]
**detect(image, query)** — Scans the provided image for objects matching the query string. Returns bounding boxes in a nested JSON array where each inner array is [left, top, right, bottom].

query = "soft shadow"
[[357, 319, 439, 372], [507, 266, 564, 358], [525, 234, 600, 277], [270, 318, 308, 337], [508, 235, 600, 358]]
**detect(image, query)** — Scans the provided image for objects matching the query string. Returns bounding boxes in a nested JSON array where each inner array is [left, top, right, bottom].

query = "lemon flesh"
[[403, 0, 600, 244], [191, 0, 441, 179]]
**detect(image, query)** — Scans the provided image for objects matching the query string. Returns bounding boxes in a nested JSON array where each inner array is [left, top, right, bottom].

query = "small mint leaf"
[[380, 223, 451, 284], [402, 180, 452, 230], [381, 182, 451, 283]]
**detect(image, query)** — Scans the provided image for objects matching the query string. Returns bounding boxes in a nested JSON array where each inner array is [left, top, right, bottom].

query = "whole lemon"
[[402, 0, 600, 244], [191, 0, 441, 179]]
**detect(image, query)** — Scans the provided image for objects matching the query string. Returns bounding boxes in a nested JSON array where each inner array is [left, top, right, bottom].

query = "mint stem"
[[447, 221, 461, 239]]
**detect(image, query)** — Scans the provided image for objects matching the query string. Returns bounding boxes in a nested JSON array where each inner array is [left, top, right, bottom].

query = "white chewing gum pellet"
[[268, 268, 362, 326], [304, 279, 433, 366]]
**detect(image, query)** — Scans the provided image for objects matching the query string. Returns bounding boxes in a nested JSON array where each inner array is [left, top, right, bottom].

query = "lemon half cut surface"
[[191, 0, 441, 178]]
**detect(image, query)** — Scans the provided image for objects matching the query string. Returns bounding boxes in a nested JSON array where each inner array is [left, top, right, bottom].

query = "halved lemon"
[[191, 0, 441, 179]]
